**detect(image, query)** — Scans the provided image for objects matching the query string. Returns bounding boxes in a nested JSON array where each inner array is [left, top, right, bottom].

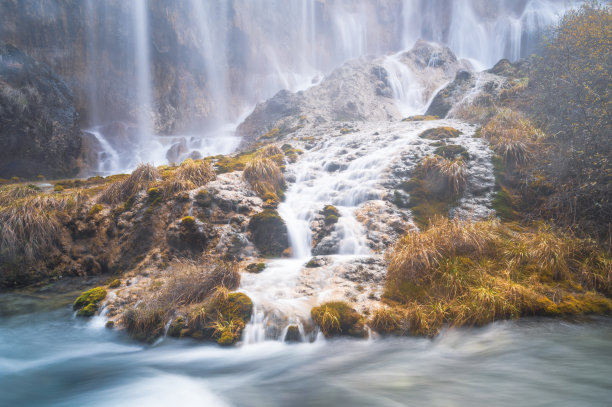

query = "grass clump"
[[160, 159, 215, 197], [73, 287, 107, 317], [481, 109, 539, 167], [369, 307, 404, 335], [243, 157, 286, 198], [311, 301, 365, 337], [99, 163, 160, 205], [0, 184, 40, 205], [246, 263, 266, 273], [402, 115, 439, 122], [384, 217, 612, 336], [419, 127, 462, 140], [88, 203, 103, 217]]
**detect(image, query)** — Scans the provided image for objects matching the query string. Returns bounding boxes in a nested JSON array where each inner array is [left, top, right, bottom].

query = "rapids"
[[0, 307, 610, 406]]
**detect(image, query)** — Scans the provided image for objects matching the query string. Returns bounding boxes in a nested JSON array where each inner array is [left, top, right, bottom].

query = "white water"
[[78, 0, 580, 175], [239, 118, 494, 343]]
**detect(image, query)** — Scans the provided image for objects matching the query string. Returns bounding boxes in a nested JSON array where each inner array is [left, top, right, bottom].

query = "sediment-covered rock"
[[0, 43, 82, 178]]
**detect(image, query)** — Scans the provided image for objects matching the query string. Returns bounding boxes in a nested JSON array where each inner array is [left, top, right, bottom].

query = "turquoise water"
[[1, 308, 611, 407]]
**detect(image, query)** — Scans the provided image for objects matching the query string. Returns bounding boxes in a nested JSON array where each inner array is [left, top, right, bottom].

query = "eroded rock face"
[[237, 41, 468, 149], [0, 43, 82, 178]]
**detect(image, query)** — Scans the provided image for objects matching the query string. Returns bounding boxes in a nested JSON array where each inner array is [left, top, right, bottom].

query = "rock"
[[284, 325, 301, 342], [0, 43, 82, 178], [247, 209, 289, 257], [73, 287, 107, 317]]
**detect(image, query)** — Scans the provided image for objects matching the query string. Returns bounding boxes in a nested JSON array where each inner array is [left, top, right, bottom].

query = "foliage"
[[98, 163, 160, 204], [311, 301, 364, 337]]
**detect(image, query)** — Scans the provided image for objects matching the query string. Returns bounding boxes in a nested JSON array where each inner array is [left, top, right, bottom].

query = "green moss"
[[217, 330, 237, 346], [402, 176, 454, 229], [195, 190, 212, 207], [434, 144, 470, 161], [305, 258, 321, 268], [108, 279, 121, 288], [73, 287, 107, 312], [181, 216, 196, 227], [147, 187, 161, 201], [167, 317, 186, 337], [311, 301, 365, 337], [76, 303, 98, 317], [88, 203, 103, 217], [248, 209, 289, 257], [419, 127, 462, 140], [402, 115, 439, 122], [246, 263, 266, 273], [105, 320, 115, 329]]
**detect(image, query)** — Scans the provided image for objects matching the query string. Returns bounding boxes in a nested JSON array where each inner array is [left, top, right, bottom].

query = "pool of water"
[[1, 307, 610, 407]]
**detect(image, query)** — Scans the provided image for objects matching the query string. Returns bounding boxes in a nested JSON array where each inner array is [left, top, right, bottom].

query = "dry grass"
[[0, 184, 41, 206], [243, 157, 285, 196], [257, 145, 283, 158], [481, 109, 540, 166], [420, 155, 467, 195], [383, 216, 612, 336], [160, 159, 216, 197], [98, 163, 160, 204], [0, 192, 87, 261]]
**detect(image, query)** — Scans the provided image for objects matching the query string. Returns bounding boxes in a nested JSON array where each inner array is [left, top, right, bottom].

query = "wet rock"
[[247, 209, 289, 257], [0, 43, 82, 178], [284, 325, 301, 342]]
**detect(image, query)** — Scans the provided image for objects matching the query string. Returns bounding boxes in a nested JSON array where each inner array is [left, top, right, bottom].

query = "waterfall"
[[132, 0, 153, 164]]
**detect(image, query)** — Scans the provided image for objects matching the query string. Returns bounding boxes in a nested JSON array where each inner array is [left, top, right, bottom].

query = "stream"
[[1, 308, 611, 406]]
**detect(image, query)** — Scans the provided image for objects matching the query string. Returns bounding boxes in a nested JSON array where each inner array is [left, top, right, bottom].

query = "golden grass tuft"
[[160, 159, 216, 197], [243, 157, 286, 196], [384, 216, 612, 336], [0, 192, 87, 262], [0, 184, 40, 206], [481, 109, 541, 166], [98, 163, 160, 204], [420, 155, 467, 196]]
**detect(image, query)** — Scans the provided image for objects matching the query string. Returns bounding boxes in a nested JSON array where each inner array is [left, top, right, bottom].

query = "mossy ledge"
[[73, 287, 107, 317], [310, 301, 366, 338]]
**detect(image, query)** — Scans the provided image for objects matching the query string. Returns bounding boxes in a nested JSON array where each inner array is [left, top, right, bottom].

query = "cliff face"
[[0, 43, 82, 178]]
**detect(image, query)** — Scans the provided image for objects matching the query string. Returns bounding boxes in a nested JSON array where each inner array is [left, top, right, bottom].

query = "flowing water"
[[76, 0, 580, 174], [1, 307, 610, 406]]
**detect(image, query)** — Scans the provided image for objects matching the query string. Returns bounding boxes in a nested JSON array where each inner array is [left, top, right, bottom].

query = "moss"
[[194, 190, 212, 207], [76, 303, 98, 317], [147, 187, 161, 201], [105, 320, 115, 329], [419, 127, 462, 140], [492, 187, 519, 221], [434, 144, 470, 161], [218, 330, 238, 346], [246, 263, 266, 273], [402, 115, 439, 122], [88, 203, 103, 217], [181, 216, 196, 228], [340, 128, 353, 134], [248, 209, 289, 257], [402, 176, 454, 228], [53, 184, 64, 192], [108, 279, 121, 288], [311, 301, 365, 337], [73, 287, 107, 313], [305, 258, 321, 268]]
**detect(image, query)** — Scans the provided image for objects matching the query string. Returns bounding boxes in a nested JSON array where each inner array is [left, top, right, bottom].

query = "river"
[[1, 307, 610, 407]]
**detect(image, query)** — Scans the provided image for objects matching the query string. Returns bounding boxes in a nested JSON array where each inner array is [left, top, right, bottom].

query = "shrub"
[[481, 109, 538, 167]]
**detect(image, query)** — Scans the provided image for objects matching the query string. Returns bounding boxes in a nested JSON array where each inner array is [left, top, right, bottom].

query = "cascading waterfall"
[[78, 0, 578, 175]]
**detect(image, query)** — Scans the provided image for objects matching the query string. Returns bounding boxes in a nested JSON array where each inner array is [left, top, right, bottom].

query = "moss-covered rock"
[[402, 115, 439, 122], [310, 301, 365, 337], [419, 127, 462, 140], [246, 263, 266, 273], [73, 287, 107, 317], [194, 189, 212, 207], [285, 324, 301, 342], [434, 144, 470, 161], [248, 209, 289, 257]]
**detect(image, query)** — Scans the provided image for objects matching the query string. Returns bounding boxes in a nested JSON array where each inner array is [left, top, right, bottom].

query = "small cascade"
[[382, 53, 428, 117], [240, 116, 496, 344]]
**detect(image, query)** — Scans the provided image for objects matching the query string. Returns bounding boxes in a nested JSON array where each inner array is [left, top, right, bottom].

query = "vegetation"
[[73, 287, 107, 317], [98, 163, 160, 204], [121, 260, 250, 344], [243, 157, 286, 197], [310, 301, 365, 337], [419, 127, 462, 140], [160, 159, 215, 197], [382, 217, 611, 336], [402, 115, 439, 122]]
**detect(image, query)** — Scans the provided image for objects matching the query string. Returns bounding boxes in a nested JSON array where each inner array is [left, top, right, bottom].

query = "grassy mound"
[[311, 301, 365, 337], [382, 217, 612, 337]]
